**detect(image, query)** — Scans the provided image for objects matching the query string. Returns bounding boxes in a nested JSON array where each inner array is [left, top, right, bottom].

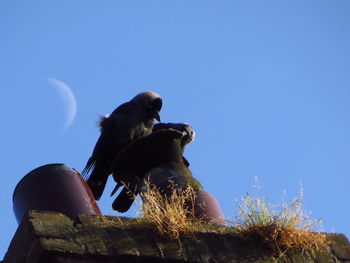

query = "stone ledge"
[[3, 211, 350, 263]]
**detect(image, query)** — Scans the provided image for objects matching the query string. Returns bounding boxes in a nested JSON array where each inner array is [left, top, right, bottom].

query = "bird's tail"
[[110, 183, 121, 197], [86, 166, 109, 200], [112, 187, 136, 212]]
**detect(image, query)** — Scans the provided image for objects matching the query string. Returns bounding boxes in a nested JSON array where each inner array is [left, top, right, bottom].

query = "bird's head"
[[132, 91, 162, 122]]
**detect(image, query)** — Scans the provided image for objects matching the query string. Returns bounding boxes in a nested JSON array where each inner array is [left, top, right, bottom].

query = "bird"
[[110, 125, 202, 212], [82, 91, 162, 200]]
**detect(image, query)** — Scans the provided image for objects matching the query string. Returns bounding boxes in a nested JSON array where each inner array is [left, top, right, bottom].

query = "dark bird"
[[82, 91, 162, 200], [110, 125, 202, 213]]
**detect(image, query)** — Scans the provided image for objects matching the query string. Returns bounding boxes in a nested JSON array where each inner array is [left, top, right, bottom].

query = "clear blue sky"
[[1, 1, 350, 258]]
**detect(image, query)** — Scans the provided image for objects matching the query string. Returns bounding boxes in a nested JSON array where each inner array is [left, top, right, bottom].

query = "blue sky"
[[1, 0, 350, 258]]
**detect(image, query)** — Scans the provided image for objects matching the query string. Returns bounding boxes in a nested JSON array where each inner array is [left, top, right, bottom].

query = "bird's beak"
[[154, 111, 161, 122]]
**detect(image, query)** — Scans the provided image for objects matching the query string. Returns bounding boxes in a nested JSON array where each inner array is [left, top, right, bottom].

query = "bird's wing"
[[82, 102, 137, 180]]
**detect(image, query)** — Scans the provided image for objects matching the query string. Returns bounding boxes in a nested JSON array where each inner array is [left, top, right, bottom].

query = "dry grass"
[[231, 187, 328, 256], [121, 178, 328, 259], [137, 182, 205, 239]]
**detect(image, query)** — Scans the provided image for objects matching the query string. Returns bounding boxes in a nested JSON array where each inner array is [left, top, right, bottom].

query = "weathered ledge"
[[3, 211, 350, 263]]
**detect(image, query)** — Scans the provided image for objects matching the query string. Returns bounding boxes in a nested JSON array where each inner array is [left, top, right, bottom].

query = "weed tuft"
[[137, 181, 205, 239], [231, 186, 328, 256]]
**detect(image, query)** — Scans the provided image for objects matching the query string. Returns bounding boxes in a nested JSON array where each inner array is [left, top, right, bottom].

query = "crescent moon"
[[47, 78, 77, 130]]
